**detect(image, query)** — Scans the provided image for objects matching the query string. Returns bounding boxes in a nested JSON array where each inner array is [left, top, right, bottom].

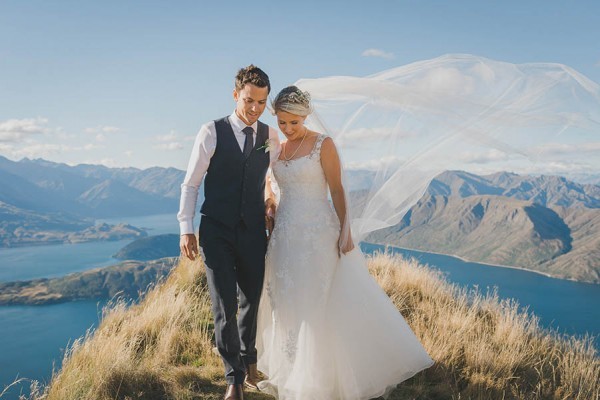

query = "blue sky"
[[1, 1, 599, 171]]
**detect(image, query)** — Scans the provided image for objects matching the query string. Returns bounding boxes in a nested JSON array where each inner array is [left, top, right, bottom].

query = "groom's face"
[[234, 84, 269, 126]]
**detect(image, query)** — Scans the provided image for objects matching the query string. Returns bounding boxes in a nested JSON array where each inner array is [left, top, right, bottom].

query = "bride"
[[255, 86, 434, 400]]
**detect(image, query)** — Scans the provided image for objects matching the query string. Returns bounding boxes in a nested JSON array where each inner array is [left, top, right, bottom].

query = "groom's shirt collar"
[[229, 111, 258, 134]]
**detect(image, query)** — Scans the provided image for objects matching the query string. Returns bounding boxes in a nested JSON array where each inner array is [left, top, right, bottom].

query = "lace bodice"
[[273, 134, 329, 203], [266, 133, 340, 304]]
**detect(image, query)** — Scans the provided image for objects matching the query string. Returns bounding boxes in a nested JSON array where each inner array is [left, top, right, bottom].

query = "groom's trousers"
[[199, 215, 267, 385]]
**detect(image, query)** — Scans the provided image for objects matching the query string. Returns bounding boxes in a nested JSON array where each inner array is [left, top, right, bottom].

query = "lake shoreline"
[[366, 242, 571, 282]]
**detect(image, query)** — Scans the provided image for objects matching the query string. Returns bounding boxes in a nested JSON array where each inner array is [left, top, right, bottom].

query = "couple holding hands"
[[178, 65, 432, 400]]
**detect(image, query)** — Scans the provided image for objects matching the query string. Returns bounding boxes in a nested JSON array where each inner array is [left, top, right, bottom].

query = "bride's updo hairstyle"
[[272, 85, 313, 117]]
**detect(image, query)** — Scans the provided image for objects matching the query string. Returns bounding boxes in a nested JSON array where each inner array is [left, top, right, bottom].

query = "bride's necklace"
[[282, 127, 308, 166]]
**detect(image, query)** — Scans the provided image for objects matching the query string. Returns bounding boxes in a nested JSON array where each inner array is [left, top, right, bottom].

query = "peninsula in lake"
[[0, 257, 177, 305]]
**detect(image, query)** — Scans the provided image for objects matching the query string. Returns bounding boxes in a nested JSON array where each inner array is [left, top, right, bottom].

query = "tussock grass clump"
[[12, 252, 600, 399]]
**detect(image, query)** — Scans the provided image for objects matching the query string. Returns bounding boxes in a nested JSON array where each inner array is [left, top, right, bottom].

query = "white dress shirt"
[[177, 111, 281, 235]]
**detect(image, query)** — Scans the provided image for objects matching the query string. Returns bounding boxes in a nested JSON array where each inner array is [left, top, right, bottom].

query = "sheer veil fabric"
[[296, 54, 600, 247], [256, 54, 600, 400]]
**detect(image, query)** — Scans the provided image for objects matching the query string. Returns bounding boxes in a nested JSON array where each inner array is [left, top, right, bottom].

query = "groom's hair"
[[235, 65, 271, 94]]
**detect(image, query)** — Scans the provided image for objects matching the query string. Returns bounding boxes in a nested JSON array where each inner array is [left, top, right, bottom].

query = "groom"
[[178, 65, 279, 400]]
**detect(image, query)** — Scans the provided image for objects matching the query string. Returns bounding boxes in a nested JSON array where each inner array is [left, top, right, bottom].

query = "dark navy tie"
[[242, 127, 254, 158]]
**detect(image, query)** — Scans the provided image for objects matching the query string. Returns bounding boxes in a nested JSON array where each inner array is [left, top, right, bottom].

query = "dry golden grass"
[[12, 252, 600, 400]]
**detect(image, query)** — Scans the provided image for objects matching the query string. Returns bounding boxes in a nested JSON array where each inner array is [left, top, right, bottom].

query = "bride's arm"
[[321, 137, 354, 255], [265, 169, 276, 211], [264, 169, 277, 237]]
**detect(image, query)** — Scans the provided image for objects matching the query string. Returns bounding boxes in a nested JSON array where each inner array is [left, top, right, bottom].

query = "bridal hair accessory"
[[271, 86, 313, 116]]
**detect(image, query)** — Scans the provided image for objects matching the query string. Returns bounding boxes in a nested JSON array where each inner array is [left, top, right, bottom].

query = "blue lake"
[[0, 213, 598, 399], [361, 243, 600, 343]]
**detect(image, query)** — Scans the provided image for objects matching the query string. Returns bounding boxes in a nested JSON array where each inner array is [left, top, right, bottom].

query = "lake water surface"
[[1, 214, 598, 398]]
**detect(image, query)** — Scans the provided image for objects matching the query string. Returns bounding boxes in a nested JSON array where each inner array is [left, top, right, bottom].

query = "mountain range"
[[0, 155, 188, 246], [367, 171, 600, 283], [1, 155, 598, 283], [0, 155, 184, 218]]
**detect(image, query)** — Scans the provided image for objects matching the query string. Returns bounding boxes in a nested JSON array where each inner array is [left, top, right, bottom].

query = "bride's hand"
[[265, 197, 277, 218], [338, 236, 355, 256]]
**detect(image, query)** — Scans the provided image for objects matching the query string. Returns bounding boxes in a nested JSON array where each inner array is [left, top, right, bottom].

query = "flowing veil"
[[294, 54, 600, 247]]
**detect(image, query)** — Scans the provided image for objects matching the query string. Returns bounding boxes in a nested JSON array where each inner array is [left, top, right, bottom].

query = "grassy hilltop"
[[10, 253, 599, 400]]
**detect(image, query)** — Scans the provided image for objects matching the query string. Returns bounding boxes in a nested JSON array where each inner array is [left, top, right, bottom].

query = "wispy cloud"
[[153, 130, 184, 151], [361, 48, 395, 59], [340, 126, 417, 143], [84, 126, 120, 134], [533, 142, 600, 157], [82, 157, 119, 167], [154, 142, 184, 151], [345, 156, 404, 171], [8, 142, 103, 159], [0, 117, 49, 142], [154, 130, 178, 142], [460, 149, 511, 164]]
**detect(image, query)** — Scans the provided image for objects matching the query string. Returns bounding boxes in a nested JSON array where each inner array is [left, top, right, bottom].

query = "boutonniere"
[[257, 139, 272, 153]]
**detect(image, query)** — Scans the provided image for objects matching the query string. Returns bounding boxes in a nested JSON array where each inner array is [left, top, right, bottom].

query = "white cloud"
[[8, 142, 102, 159], [10, 143, 65, 158], [81, 157, 119, 167], [345, 156, 404, 171], [532, 142, 600, 157], [410, 67, 476, 95], [124, 150, 133, 157], [153, 130, 184, 151], [0, 117, 49, 142], [0, 143, 14, 153], [361, 48, 395, 60], [83, 143, 102, 151], [85, 126, 120, 134], [155, 130, 178, 142], [56, 130, 76, 140], [460, 149, 511, 164], [155, 142, 184, 151], [339, 126, 417, 144], [96, 133, 106, 142], [99, 158, 117, 167], [516, 160, 595, 175]]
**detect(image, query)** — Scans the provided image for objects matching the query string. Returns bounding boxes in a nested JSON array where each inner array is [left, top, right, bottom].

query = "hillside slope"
[[14, 254, 599, 400]]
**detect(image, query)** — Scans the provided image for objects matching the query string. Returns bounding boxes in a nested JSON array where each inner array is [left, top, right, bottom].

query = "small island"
[[113, 234, 181, 261], [2, 220, 147, 248], [0, 257, 177, 305], [0, 201, 148, 248]]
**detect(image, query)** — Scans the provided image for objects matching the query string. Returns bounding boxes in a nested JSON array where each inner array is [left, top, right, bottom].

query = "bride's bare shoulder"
[[319, 135, 339, 162]]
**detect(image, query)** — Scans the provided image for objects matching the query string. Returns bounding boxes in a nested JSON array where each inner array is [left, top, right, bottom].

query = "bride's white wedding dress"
[[256, 134, 434, 400]]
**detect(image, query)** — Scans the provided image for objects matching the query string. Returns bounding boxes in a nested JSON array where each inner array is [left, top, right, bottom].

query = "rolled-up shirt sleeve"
[[177, 122, 216, 235]]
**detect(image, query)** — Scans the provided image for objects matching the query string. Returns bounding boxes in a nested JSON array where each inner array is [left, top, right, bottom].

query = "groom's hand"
[[265, 197, 277, 217], [180, 233, 199, 261], [265, 197, 276, 240]]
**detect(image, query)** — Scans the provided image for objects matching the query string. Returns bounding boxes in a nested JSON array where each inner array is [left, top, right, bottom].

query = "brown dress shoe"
[[244, 363, 260, 390], [224, 384, 244, 400]]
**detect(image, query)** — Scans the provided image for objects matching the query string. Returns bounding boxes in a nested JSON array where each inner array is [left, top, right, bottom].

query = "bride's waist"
[[276, 199, 338, 219], [277, 197, 332, 209], [278, 190, 329, 202]]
